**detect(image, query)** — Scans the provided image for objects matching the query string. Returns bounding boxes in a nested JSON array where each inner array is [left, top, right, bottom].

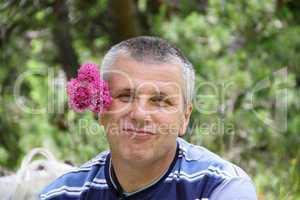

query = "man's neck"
[[110, 145, 177, 193]]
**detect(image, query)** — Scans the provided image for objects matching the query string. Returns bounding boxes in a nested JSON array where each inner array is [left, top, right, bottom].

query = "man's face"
[[100, 54, 192, 166]]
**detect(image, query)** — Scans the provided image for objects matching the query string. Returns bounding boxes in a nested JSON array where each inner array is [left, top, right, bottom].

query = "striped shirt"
[[40, 138, 257, 200]]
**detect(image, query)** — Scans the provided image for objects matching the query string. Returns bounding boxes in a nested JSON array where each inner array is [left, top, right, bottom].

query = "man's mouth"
[[122, 128, 155, 136]]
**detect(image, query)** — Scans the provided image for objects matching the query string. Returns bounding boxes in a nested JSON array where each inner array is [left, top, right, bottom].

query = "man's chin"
[[122, 150, 156, 165]]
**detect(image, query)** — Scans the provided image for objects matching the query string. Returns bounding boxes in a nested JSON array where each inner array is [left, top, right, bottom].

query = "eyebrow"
[[113, 88, 133, 95], [114, 88, 171, 96], [142, 91, 172, 98]]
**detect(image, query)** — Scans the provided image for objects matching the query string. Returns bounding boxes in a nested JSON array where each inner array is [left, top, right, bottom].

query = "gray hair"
[[101, 36, 195, 106]]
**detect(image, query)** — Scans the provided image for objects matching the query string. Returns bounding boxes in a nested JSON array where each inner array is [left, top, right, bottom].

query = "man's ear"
[[179, 103, 193, 137]]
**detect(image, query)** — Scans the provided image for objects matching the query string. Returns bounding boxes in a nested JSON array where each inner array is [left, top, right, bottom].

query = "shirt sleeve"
[[209, 177, 258, 200]]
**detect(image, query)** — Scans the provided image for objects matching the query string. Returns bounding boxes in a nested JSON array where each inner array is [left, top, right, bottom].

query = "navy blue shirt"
[[40, 138, 257, 200]]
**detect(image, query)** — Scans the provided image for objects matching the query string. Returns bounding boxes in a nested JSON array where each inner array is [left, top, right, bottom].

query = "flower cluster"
[[67, 63, 112, 114]]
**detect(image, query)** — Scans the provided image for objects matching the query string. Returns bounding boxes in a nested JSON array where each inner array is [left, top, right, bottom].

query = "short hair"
[[101, 36, 195, 106]]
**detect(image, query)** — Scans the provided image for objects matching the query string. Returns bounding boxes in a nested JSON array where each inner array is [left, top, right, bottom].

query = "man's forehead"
[[111, 79, 182, 96], [107, 55, 183, 82]]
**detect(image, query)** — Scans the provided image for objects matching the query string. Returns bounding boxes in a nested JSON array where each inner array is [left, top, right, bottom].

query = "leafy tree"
[[0, 0, 299, 198]]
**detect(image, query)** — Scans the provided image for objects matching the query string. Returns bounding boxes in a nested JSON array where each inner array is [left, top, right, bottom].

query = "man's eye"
[[151, 96, 170, 107], [151, 96, 164, 102], [118, 94, 133, 102]]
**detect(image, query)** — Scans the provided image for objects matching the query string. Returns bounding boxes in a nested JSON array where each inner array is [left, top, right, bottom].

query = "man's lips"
[[122, 128, 155, 135]]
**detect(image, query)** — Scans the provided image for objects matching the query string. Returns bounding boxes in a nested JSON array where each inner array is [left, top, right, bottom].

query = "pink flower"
[[67, 79, 92, 112], [77, 63, 101, 85], [66, 63, 112, 114], [89, 80, 112, 113]]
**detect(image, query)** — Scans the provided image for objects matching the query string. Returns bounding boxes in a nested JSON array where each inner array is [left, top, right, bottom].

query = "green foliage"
[[0, 0, 299, 198], [155, 0, 300, 198]]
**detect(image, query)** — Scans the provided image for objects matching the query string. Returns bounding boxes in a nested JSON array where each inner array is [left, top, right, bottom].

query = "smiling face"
[[100, 54, 192, 166]]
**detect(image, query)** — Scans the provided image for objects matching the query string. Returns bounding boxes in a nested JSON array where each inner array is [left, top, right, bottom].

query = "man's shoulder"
[[177, 138, 257, 199], [40, 151, 109, 200], [177, 137, 250, 180]]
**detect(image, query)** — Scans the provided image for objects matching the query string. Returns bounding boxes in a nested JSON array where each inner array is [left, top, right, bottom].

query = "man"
[[40, 36, 257, 200]]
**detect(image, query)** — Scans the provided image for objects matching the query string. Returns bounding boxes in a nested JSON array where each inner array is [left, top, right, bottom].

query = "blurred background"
[[0, 0, 299, 199]]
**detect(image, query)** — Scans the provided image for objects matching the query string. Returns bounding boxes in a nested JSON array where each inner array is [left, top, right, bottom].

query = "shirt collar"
[[104, 142, 179, 199]]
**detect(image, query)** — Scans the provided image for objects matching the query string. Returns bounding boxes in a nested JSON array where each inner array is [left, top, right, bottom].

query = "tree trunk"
[[109, 0, 141, 43], [52, 0, 79, 80]]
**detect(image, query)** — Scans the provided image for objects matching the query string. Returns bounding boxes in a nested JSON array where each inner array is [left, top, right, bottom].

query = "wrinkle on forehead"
[[112, 79, 183, 98], [108, 54, 184, 85]]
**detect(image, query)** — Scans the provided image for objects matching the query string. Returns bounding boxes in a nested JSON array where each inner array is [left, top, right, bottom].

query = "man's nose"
[[129, 97, 151, 124]]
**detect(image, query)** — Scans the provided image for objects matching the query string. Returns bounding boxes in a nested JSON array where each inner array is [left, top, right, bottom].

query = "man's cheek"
[[105, 122, 120, 136], [157, 123, 180, 136], [169, 123, 181, 135]]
